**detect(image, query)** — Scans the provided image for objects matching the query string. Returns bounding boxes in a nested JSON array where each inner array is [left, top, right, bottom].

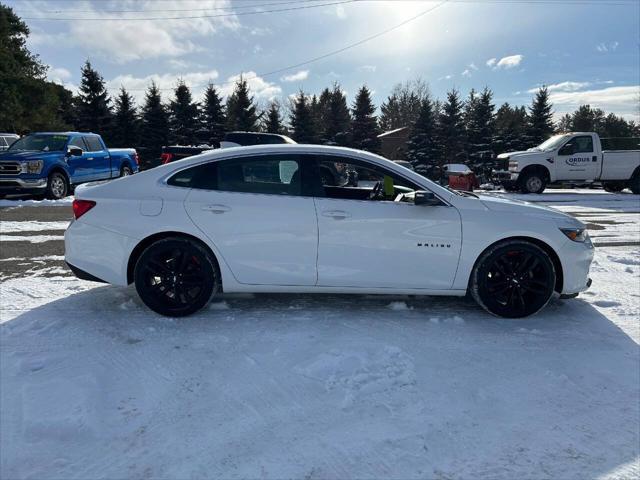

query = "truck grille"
[[0, 162, 20, 175]]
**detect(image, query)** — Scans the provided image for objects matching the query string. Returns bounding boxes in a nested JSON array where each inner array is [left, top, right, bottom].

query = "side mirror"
[[559, 143, 574, 156], [414, 190, 441, 206], [68, 147, 83, 157]]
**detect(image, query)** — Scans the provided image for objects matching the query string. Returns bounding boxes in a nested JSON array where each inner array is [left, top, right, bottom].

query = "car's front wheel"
[[46, 171, 69, 200], [519, 171, 547, 194], [470, 240, 556, 318], [134, 237, 220, 316]]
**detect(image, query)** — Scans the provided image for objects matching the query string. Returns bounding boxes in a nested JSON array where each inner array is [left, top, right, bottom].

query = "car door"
[[557, 135, 599, 180], [65, 136, 90, 182], [82, 136, 110, 180], [312, 155, 462, 290], [182, 153, 319, 286]]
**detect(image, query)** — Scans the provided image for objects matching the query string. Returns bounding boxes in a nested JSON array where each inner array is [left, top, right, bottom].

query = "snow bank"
[[0, 197, 73, 207]]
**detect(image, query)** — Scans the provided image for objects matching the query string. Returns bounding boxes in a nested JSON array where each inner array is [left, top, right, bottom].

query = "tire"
[[519, 170, 547, 194], [134, 237, 220, 317], [45, 171, 69, 200], [603, 181, 625, 193], [470, 240, 556, 318], [629, 174, 640, 195], [120, 164, 133, 177]]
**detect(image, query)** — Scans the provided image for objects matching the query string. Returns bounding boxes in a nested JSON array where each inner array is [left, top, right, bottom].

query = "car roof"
[[30, 132, 98, 136]]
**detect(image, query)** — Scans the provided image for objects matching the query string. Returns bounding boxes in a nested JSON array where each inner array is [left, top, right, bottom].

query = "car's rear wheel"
[[629, 174, 640, 195], [46, 171, 69, 200], [120, 164, 133, 177], [134, 237, 219, 317], [470, 240, 556, 318]]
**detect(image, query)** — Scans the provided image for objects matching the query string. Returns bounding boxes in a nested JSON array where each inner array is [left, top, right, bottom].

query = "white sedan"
[[65, 144, 594, 318]]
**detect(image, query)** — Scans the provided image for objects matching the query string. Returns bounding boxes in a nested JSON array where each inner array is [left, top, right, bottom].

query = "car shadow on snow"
[[1, 285, 639, 479]]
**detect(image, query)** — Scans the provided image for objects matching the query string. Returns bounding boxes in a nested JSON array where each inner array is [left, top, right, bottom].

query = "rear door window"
[[83, 136, 104, 152], [218, 155, 301, 195]]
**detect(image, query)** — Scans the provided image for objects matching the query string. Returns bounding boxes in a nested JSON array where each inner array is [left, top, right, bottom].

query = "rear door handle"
[[87, 157, 94, 161], [202, 204, 230, 214], [322, 210, 351, 219]]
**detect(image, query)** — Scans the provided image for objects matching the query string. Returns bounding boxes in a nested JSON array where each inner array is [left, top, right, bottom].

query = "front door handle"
[[592, 155, 597, 162], [202, 204, 230, 214], [322, 210, 351, 219], [87, 157, 94, 161]]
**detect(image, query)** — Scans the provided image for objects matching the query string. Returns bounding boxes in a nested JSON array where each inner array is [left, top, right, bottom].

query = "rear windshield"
[[8, 134, 69, 152]]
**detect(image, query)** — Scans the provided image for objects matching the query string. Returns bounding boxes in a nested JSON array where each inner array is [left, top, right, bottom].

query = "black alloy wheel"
[[134, 237, 219, 316], [471, 240, 556, 318]]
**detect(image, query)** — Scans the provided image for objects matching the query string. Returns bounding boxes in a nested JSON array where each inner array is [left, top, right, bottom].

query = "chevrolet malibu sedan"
[[65, 144, 594, 318]]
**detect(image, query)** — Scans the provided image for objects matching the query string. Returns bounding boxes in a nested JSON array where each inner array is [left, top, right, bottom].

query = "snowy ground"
[[1, 191, 639, 479]]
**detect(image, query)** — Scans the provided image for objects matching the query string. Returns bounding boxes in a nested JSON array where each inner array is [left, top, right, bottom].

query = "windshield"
[[534, 134, 570, 152], [8, 134, 69, 152]]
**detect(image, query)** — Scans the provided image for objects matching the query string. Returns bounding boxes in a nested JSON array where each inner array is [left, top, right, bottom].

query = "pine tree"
[[140, 82, 169, 163], [568, 104, 605, 133], [262, 101, 283, 134], [494, 103, 530, 153], [378, 80, 427, 132], [289, 90, 318, 143], [528, 86, 554, 145], [201, 84, 226, 145], [465, 87, 495, 178], [406, 97, 438, 178], [226, 76, 258, 131], [169, 81, 199, 144], [317, 83, 350, 145], [112, 87, 139, 147], [437, 89, 466, 172], [76, 60, 112, 138], [350, 85, 380, 152]]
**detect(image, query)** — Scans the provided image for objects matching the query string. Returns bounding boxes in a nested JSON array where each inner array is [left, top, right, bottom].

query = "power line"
[[109, 0, 450, 92], [22, 0, 359, 21], [40, 0, 325, 14]]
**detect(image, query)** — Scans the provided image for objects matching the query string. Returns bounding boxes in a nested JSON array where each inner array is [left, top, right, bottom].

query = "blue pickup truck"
[[0, 132, 138, 199]]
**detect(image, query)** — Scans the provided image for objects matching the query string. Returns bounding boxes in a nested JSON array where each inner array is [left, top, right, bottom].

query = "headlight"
[[21, 160, 44, 174], [508, 160, 518, 171], [560, 228, 589, 243]]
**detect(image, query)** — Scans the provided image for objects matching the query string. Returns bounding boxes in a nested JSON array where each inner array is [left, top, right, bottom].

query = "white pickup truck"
[[495, 132, 640, 194]]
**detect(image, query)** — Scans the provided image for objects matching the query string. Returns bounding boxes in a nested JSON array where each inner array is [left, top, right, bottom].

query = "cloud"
[[468, 62, 478, 71], [461, 69, 472, 77], [220, 72, 282, 101], [47, 67, 72, 84], [487, 55, 523, 70], [549, 85, 640, 121], [26, 0, 239, 63], [281, 70, 309, 82], [527, 81, 592, 94], [106, 70, 220, 103], [596, 41, 619, 53], [359, 65, 377, 73]]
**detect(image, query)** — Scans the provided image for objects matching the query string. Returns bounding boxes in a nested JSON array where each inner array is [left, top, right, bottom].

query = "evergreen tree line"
[[2, 3, 638, 174]]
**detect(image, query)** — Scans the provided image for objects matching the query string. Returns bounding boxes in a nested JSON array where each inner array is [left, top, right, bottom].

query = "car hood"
[[0, 150, 62, 161], [476, 193, 584, 227]]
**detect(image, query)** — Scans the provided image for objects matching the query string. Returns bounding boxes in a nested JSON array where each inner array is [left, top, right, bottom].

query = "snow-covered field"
[[1, 191, 639, 479]]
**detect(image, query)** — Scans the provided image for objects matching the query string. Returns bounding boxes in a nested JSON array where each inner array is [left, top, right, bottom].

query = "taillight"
[[161, 153, 173, 164], [72, 199, 96, 219], [133, 152, 139, 165]]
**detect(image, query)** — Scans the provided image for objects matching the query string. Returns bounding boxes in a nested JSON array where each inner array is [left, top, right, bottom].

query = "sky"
[[8, 0, 640, 122]]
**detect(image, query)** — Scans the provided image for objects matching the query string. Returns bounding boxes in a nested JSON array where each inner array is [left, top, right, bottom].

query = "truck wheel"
[[629, 175, 640, 195], [120, 164, 133, 177], [46, 172, 69, 200], [519, 171, 546, 194], [603, 181, 625, 193]]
